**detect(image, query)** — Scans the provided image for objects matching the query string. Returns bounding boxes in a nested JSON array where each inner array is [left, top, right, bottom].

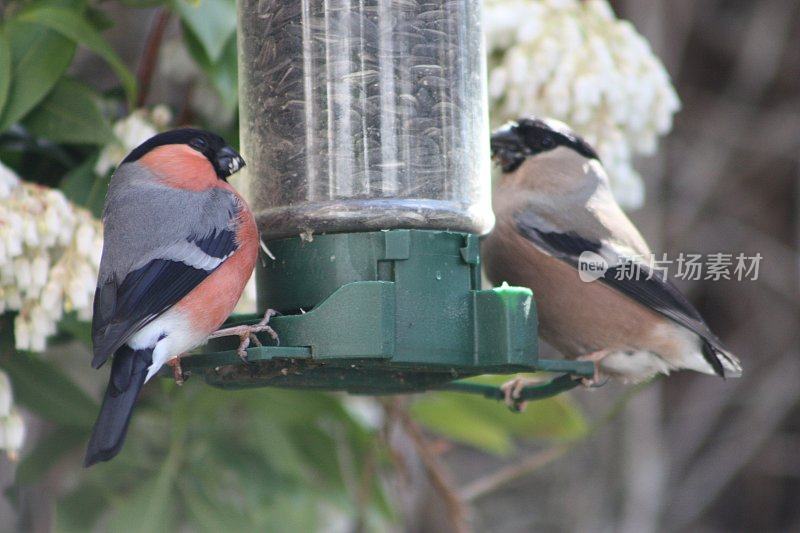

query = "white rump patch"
[[128, 307, 209, 382], [600, 350, 674, 383]]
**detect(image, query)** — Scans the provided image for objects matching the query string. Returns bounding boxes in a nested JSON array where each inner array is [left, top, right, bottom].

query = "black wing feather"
[[91, 228, 237, 368], [533, 229, 602, 257], [515, 214, 728, 375]]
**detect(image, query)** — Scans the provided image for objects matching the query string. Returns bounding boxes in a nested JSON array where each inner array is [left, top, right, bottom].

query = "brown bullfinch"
[[482, 118, 742, 407], [85, 128, 271, 466]]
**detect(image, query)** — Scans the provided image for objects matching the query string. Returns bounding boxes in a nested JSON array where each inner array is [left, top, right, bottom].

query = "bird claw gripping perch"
[[167, 357, 189, 386], [499, 352, 610, 411], [207, 309, 280, 363], [576, 350, 610, 388], [500, 377, 531, 412], [441, 373, 586, 412]]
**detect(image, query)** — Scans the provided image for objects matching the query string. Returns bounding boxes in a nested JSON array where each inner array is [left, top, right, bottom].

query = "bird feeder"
[[181, 0, 593, 400]]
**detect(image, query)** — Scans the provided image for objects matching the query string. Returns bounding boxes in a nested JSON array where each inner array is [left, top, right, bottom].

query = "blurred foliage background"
[[0, 0, 797, 532]]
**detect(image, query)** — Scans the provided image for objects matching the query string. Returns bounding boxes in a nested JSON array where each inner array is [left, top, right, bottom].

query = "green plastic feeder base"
[[178, 230, 593, 400]]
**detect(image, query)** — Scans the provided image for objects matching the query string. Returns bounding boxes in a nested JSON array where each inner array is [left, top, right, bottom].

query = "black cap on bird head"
[[490, 118, 599, 173], [122, 128, 246, 180]]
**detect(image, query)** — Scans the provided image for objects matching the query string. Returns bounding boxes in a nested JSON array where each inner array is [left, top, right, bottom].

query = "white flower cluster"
[[485, 0, 681, 208], [94, 106, 172, 176], [0, 370, 24, 460], [0, 161, 102, 351]]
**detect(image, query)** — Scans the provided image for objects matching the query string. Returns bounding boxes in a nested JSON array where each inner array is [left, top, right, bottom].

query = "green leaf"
[[410, 391, 587, 455], [84, 6, 116, 32], [15, 427, 86, 485], [57, 312, 94, 348], [18, 7, 137, 106], [59, 154, 107, 216], [0, 315, 14, 359], [173, 0, 236, 63], [504, 395, 587, 440], [260, 493, 323, 532], [0, 27, 11, 119], [0, 353, 97, 428], [287, 424, 346, 490], [22, 78, 113, 145], [410, 393, 513, 454], [108, 465, 176, 532], [118, 0, 170, 7], [180, 477, 253, 532], [0, 21, 75, 130], [55, 483, 109, 533], [183, 28, 237, 112], [246, 418, 310, 480]]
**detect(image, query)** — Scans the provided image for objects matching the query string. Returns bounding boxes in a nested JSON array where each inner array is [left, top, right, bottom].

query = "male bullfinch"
[[482, 118, 742, 408], [85, 128, 272, 466]]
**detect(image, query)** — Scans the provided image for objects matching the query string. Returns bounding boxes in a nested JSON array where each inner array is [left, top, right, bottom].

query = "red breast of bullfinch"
[[85, 128, 258, 467]]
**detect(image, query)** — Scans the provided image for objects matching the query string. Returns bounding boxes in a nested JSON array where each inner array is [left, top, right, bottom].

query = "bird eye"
[[540, 136, 555, 149], [190, 138, 208, 151]]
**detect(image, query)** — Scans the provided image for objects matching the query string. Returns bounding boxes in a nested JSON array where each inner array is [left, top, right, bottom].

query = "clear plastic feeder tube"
[[239, 0, 493, 239]]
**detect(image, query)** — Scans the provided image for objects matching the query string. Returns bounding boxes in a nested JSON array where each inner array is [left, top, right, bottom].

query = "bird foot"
[[167, 357, 188, 385], [208, 309, 280, 363], [500, 377, 539, 412], [577, 350, 610, 388]]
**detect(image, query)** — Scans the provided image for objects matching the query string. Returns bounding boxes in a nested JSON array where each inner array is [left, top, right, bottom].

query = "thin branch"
[[383, 398, 471, 533], [352, 447, 377, 533], [136, 8, 171, 108], [176, 84, 195, 126], [459, 381, 654, 503], [460, 445, 568, 502], [379, 420, 411, 487]]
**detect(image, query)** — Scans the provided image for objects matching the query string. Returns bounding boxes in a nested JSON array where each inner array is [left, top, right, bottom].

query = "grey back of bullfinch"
[[483, 117, 742, 383], [85, 128, 258, 467]]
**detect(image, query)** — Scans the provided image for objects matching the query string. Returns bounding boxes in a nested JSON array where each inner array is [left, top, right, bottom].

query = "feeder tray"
[[178, 230, 593, 401]]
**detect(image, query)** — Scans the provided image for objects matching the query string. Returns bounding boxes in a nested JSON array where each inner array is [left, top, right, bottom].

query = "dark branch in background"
[[136, 9, 171, 108], [176, 85, 195, 127], [459, 380, 653, 503], [379, 413, 411, 486], [352, 448, 377, 533], [382, 398, 471, 533], [460, 445, 568, 502]]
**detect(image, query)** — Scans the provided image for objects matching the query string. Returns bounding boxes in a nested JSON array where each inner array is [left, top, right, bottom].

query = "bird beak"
[[216, 146, 246, 180], [490, 126, 526, 173]]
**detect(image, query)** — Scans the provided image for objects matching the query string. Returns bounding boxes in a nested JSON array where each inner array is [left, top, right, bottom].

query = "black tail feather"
[[701, 339, 742, 378], [701, 340, 725, 377], [84, 345, 152, 467]]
